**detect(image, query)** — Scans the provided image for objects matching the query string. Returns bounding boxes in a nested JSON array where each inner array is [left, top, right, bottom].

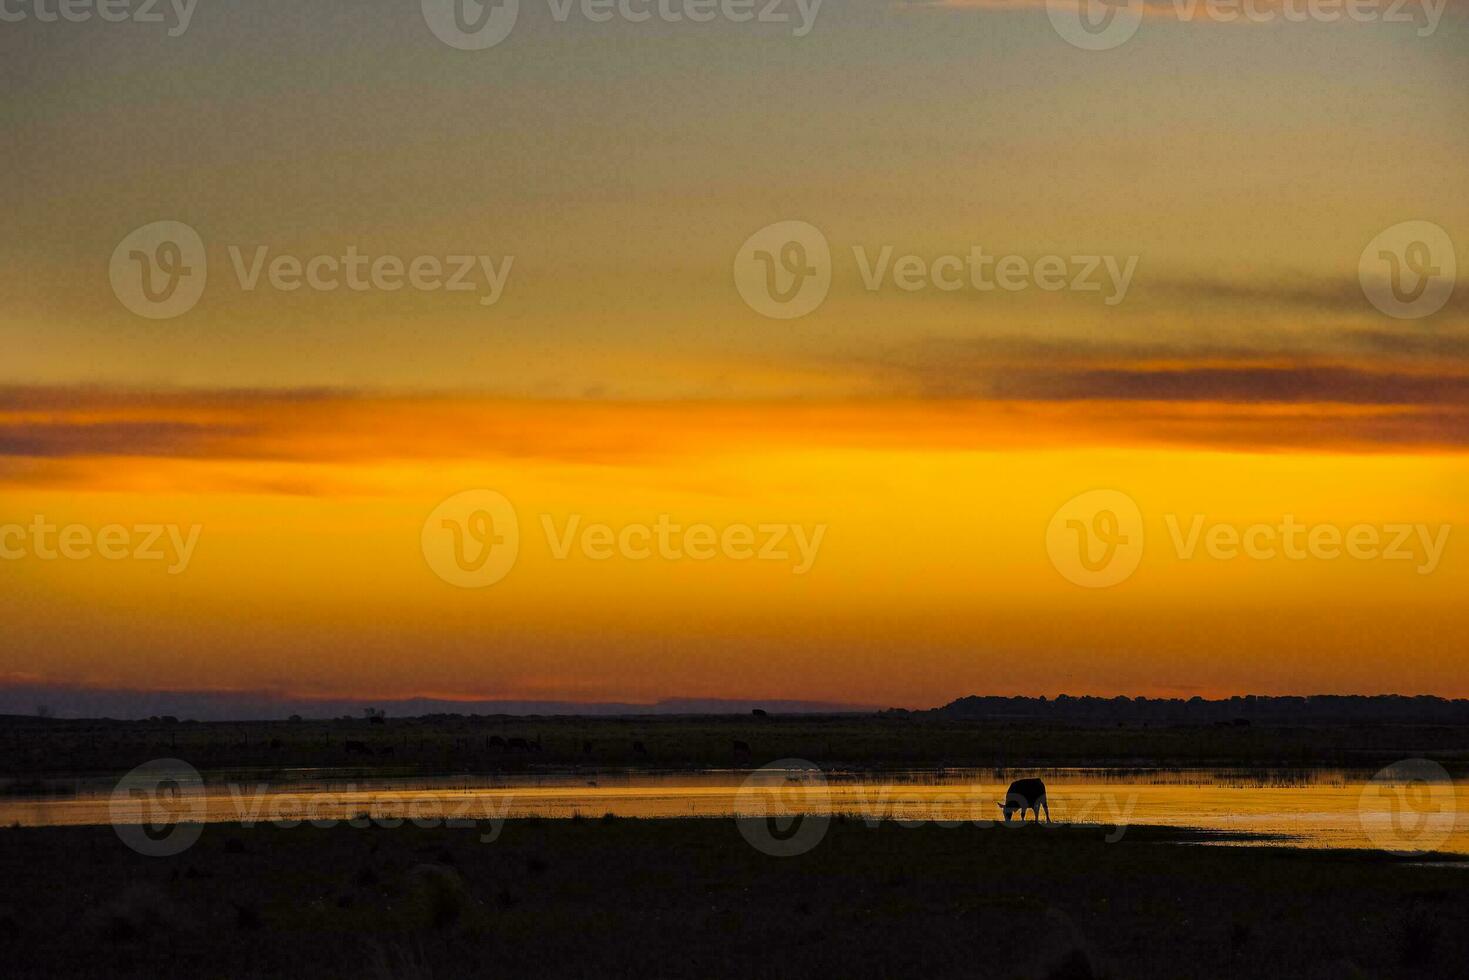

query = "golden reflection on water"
[[2, 769, 1465, 855]]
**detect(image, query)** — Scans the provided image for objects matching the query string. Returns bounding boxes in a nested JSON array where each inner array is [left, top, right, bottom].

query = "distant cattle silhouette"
[[507, 737, 531, 751], [344, 740, 371, 755], [998, 777, 1050, 823], [632, 740, 648, 755], [582, 740, 594, 755], [488, 735, 507, 749], [732, 740, 752, 764]]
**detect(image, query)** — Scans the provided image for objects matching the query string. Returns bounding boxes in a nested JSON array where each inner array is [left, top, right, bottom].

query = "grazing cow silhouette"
[[344, 740, 370, 755], [732, 739, 752, 764], [488, 735, 507, 749], [998, 777, 1050, 823], [632, 740, 648, 755]]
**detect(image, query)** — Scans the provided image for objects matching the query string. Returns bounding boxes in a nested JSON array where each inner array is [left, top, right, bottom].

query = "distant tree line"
[[927, 694, 1469, 726]]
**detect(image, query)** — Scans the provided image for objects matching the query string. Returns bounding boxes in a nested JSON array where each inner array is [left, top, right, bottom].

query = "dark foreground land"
[[0, 819, 1464, 979]]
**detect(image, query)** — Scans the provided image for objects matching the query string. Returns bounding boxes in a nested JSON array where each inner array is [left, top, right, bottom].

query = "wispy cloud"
[[2, 370, 1469, 496], [899, 0, 1452, 21]]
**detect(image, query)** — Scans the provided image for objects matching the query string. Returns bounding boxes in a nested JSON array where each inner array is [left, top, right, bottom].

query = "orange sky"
[[3, 1, 1467, 706], [2, 387, 1467, 705]]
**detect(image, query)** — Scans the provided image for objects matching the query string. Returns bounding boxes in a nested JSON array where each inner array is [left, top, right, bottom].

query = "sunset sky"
[[3, 1, 1467, 709]]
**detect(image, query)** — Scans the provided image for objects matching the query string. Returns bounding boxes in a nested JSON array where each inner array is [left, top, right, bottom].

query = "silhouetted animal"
[[732, 740, 752, 763], [507, 737, 531, 751], [582, 740, 594, 755], [632, 741, 648, 755], [998, 777, 1050, 823], [344, 740, 371, 756], [488, 736, 507, 749]]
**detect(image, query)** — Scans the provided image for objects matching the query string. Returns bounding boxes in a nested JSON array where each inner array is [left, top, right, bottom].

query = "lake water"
[[3, 766, 1465, 856]]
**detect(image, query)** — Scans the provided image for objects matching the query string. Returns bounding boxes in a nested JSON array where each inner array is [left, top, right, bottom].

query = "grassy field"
[[0, 818, 1463, 979], [5, 713, 1469, 782]]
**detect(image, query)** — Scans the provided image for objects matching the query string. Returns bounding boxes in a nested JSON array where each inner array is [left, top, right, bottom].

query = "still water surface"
[[3, 767, 1464, 855]]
